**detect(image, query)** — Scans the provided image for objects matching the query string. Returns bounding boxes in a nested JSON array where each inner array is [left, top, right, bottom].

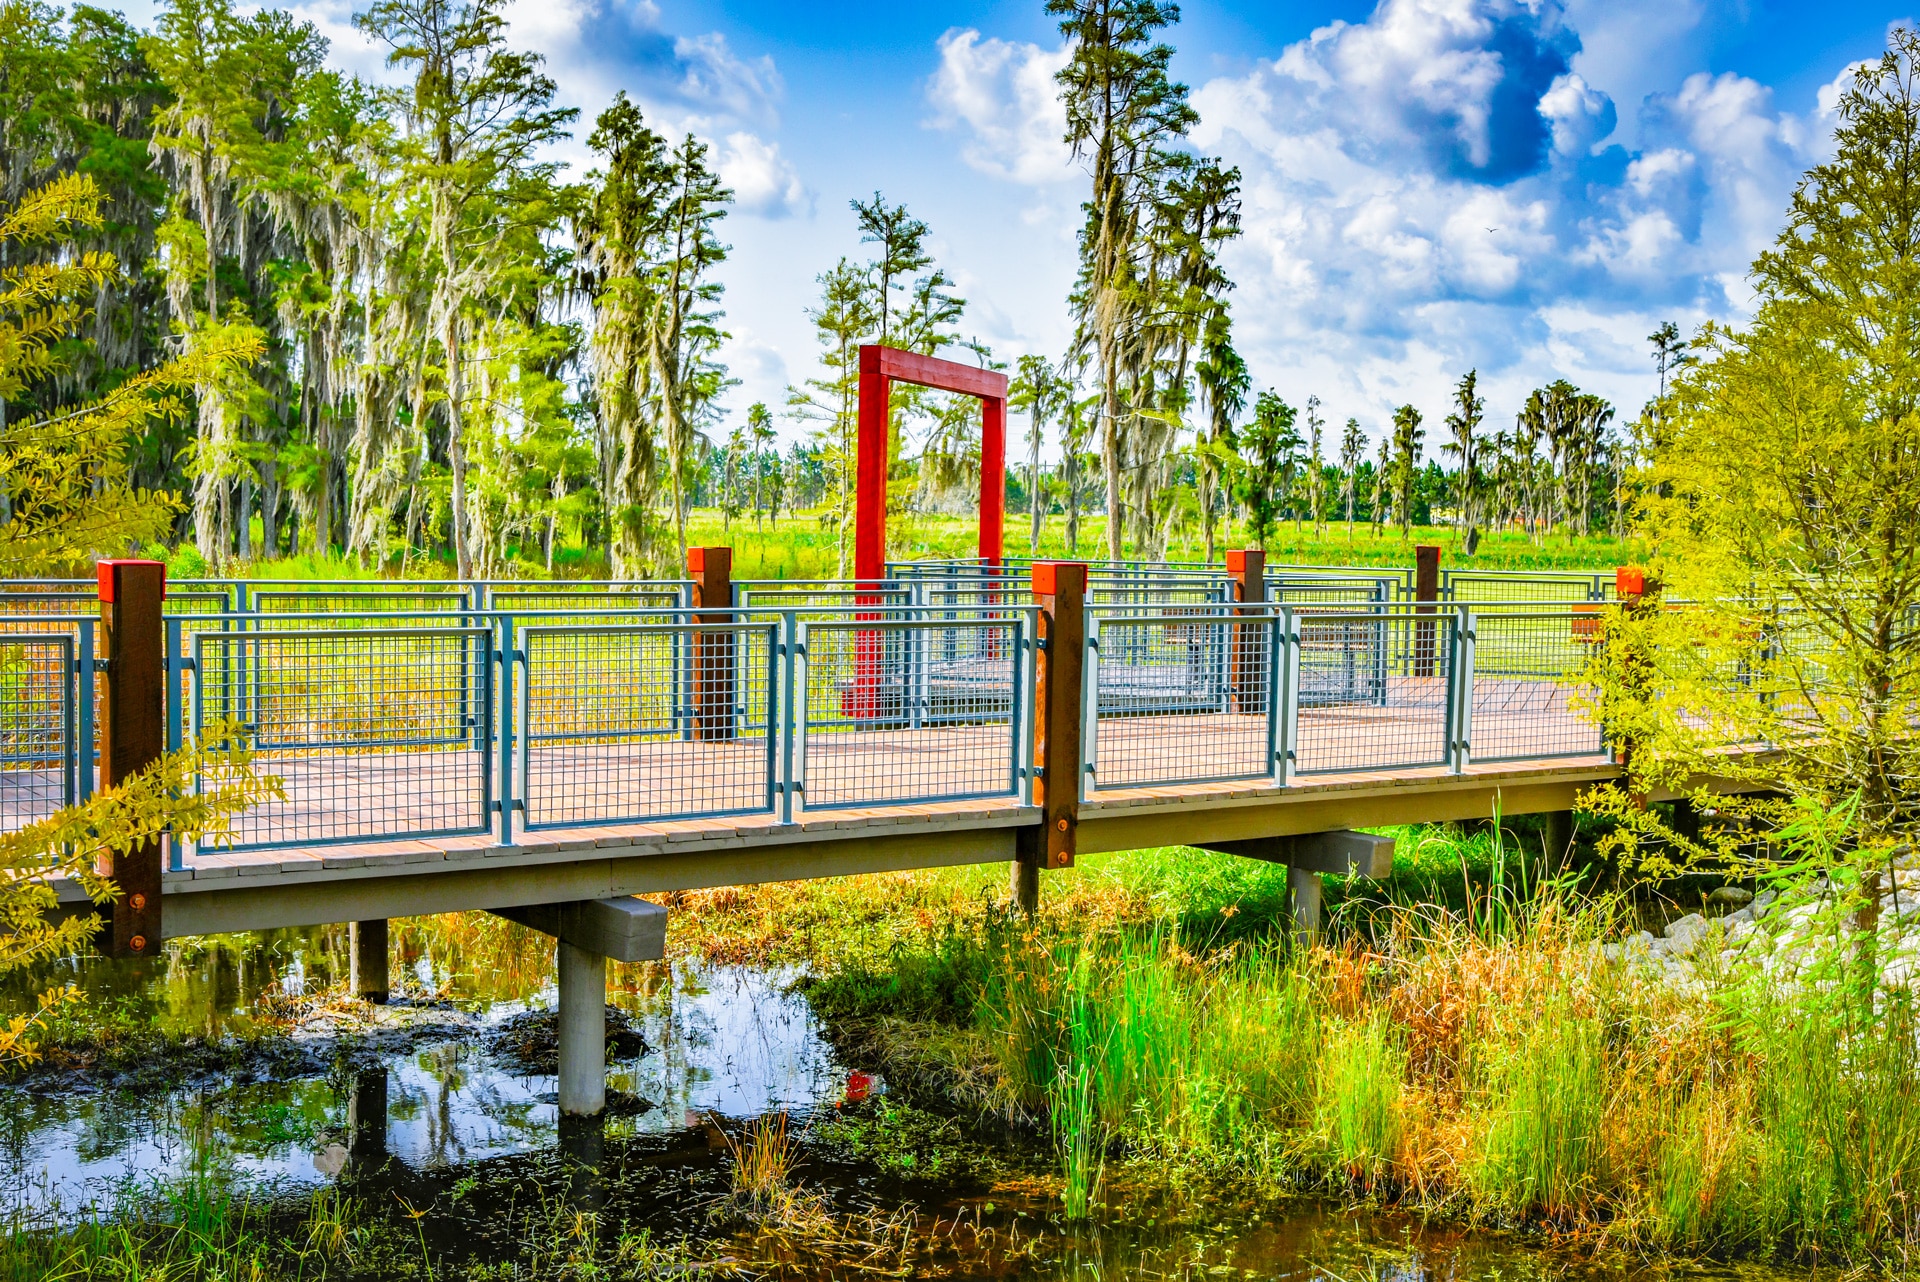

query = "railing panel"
[[519, 621, 777, 829], [1085, 612, 1274, 790], [797, 615, 1024, 808], [1294, 608, 1453, 774], [1443, 571, 1606, 604], [251, 588, 471, 614], [1468, 612, 1605, 762], [195, 626, 492, 849], [0, 632, 75, 833]]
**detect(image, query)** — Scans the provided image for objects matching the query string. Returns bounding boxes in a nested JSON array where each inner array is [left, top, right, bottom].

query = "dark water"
[[0, 921, 1815, 1279]]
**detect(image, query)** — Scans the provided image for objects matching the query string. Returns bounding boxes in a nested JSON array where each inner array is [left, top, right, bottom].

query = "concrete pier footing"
[[350, 919, 389, 1003], [492, 895, 669, 1118], [1196, 829, 1396, 947]]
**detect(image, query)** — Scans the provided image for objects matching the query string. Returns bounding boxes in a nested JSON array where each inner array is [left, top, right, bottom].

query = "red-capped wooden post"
[[1611, 564, 1659, 811], [688, 547, 736, 741], [1016, 562, 1085, 915], [1227, 548, 1266, 714], [1413, 544, 1441, 678], [97, 559, 165, 957]]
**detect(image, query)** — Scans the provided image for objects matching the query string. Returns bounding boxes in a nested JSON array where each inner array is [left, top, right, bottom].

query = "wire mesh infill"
[[518, 622, 779, 829], [191, 626, 494, 850], [796, 615, 1025, 808]]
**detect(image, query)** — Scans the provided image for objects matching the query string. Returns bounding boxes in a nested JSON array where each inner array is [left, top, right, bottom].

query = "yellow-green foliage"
[[0, 174, 270, 1064], [1606, 33, 1920, 851], [0, 175, 263, 574], [0, 738, 281, 1064]]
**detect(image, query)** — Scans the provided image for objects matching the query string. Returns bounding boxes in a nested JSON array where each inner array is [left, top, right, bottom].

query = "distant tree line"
[[0, 0, 1656, 584]]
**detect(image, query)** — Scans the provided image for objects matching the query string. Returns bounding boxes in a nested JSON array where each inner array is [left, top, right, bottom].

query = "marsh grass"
[[986, 897, 1920, 1260], [741, 828, 1920, 1266], [222, 509, 1635, 583]]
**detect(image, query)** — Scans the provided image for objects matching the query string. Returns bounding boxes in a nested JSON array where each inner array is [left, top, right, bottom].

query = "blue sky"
[[258, 0, 1903, 449]]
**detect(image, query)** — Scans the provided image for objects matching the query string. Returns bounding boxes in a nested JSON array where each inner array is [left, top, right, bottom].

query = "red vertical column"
[[97, 558, 165, 956], [1414, 544, 1441, 678], [979, 395, 1006, 568], [854, 346, 890, 590]]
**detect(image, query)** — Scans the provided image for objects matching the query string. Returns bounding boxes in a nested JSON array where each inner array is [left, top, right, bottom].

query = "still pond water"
[[1, 917, 1815, 1279]]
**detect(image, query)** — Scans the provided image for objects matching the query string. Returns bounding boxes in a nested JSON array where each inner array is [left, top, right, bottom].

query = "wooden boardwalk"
[[2, 676, 1599, 844], [8, 667, 1627, 942]]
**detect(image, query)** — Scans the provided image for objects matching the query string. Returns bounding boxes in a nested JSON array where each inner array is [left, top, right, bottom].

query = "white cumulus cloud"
[[1189, 0, 1836, 433], [718, 131, 812, 219], [925, 29, 1075, 185]]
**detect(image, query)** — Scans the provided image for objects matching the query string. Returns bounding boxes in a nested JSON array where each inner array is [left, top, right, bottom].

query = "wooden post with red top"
[[1227, 548, 1266, 714], [1413, 545, 1441, 678], [1015, 562, 1085, 915], [688, 547, 736, 741], [97, 559, 165, 957]]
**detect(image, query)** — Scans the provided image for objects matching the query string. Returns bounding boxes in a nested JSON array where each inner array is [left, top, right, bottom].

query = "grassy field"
[[167, 509, 1641, 582]]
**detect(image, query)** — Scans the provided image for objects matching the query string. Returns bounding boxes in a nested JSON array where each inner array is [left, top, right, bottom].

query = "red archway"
[[853, 344, 1009, 584]]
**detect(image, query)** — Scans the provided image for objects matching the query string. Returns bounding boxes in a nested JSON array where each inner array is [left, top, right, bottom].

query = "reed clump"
[[953, 888, 1920, 1262]]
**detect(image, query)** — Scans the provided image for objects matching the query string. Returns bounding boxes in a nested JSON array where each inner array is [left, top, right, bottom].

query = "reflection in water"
[[0, 909, 838, 1218], [0, 918, 1820, 1281]]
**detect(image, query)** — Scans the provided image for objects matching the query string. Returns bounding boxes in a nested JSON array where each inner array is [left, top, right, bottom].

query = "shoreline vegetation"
[[667, 832, 1920, 1264], [11, 824, 1920, 1277]]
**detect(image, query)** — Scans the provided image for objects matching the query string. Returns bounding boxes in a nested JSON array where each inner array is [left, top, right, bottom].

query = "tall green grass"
[[951, 876, 1920, 1262]]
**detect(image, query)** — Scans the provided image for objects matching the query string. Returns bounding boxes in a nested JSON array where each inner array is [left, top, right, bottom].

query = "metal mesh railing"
[[519, 621, 777, 828], [1443, 572, 1608, 603], [195, 625, 492, 849], [1087, 611, 1275, 790], [251, 588, 473, 614], [0, 633, 77, 832], [797, 615, 1025, 808], [0, 567, 1644, 856], [490, 585, 686, 614], [1294, 607, 1455, 774], [1467, 612, 1604, 762]]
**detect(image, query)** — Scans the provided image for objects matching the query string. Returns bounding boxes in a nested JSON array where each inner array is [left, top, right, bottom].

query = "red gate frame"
[[854, 344, 1010, 585]]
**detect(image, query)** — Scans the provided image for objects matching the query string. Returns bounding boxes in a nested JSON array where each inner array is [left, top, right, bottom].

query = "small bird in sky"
[[1486, 226, 1500, 232]]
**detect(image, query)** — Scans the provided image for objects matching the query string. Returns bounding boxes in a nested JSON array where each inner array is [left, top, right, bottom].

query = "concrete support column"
[[350, 919, 389, 1004], [1288, 866, 1323, 947], [1010, 859, 1039, 919], [557, 939, 607, 1117], [1543, 810, 1575, 870]]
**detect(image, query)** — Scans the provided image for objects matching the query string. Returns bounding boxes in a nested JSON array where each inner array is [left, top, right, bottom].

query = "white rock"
[[1666, 914, 1711, 955], [1727, 906, 1755, 926]]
